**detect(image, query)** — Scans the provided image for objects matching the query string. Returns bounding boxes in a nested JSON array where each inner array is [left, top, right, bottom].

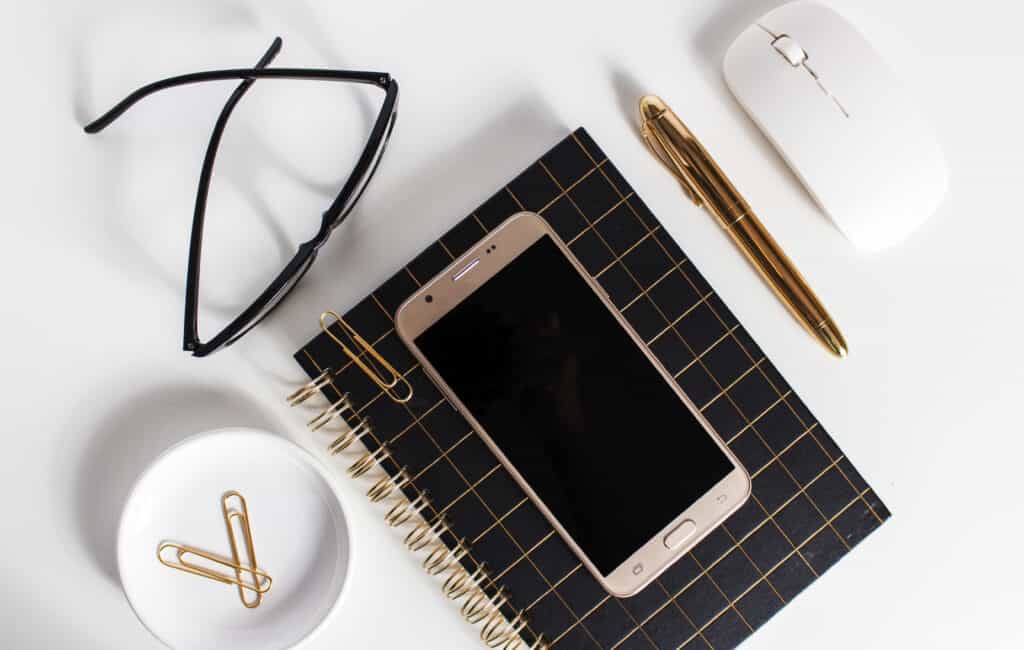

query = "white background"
[[2, 0, 1022, 649]]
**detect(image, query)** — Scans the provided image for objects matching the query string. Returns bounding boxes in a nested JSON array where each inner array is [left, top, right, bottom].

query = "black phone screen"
[[415, 234, 734, 575]]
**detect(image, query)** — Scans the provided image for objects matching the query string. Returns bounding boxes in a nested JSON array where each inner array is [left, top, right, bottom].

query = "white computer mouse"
[[723, 1, 948, 251]]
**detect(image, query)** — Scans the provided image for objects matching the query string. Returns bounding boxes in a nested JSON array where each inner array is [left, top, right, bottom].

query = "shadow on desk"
[[73, 385, 277, 585]]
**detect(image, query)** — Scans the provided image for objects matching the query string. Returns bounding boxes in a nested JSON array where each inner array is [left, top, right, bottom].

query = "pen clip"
[[641, 122, 704, 208]]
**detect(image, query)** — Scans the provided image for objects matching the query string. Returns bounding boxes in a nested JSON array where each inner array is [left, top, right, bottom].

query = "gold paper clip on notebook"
[[317, 310, 413, 404], [284, 309, 545, 647]]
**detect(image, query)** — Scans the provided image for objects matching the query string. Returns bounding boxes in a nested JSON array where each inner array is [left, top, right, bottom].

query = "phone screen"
[[414, 234, 734, 575]]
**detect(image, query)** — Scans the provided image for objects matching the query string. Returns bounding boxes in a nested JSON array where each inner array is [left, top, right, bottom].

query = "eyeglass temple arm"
[[183, 37, 283, 346], [83, 40, 390, 134], [193, 35, 282, 224]]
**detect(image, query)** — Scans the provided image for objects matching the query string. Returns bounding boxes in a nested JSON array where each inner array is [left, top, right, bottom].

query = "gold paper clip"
[[157, 542, 272, 593], [222, 491, 262, 608], [320, 310, 413, 403]]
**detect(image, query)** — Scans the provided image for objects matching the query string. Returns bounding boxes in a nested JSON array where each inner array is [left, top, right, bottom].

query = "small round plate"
[[118, 428, 350, 649]]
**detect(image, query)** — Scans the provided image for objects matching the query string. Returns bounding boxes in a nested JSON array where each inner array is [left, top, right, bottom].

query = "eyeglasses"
[[85, 37, 398, 357]]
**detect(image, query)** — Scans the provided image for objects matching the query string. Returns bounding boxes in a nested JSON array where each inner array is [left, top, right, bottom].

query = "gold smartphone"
[[395, 212, 750, 596]]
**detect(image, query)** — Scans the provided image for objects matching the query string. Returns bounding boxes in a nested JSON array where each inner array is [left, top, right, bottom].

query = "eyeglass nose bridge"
[[311, 208, 349, 250], [315, 204, 353, 243], [314, 212, 335, 243]]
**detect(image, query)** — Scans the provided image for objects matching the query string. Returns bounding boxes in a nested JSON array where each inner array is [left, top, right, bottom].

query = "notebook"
[[286, 128, 890, 650]]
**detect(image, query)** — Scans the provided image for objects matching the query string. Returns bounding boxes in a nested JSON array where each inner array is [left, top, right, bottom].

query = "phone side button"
[[663, 520, 697, 549]]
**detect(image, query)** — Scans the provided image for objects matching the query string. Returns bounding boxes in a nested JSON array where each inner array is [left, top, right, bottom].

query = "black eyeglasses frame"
[[84, 37, 399, 356]]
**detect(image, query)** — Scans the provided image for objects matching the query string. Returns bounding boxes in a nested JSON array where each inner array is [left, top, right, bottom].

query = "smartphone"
[[395, 212, 750, 596]]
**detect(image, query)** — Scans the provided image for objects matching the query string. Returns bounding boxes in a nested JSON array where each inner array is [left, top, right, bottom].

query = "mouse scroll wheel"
[[771, 35, 808, 66]]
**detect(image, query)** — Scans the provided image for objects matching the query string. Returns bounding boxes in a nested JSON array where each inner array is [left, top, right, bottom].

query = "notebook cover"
[[294, 128, 890, 650]]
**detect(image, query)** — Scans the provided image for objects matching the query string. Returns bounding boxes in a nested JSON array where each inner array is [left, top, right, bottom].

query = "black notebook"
[[287, 128, 890, 650]]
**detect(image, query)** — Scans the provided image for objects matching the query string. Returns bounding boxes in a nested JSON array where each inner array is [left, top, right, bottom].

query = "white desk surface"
[[3, 0, 1022, 648]]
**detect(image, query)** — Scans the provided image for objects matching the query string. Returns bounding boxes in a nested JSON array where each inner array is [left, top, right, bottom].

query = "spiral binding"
[[308, 392, 353, 432], [348, 444, 391, 479], [367, 467, 411, 503], [463, 586, 508, 624], [405, 515, 449, 552], [484, 611, 528, 648], [424, 538, 469, 576], [290, 359, 547, 649], [329, 417, 373, 455], [385, 491, 431, 528], [443, 563, 487, 600], [287, 368, 334, 406]]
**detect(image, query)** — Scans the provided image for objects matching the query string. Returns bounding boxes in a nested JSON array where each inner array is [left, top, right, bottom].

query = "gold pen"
[[639, 95, 847, 358]]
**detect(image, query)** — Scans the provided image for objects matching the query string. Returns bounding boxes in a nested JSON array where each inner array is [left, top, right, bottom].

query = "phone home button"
[[663, 520, 697, 549]]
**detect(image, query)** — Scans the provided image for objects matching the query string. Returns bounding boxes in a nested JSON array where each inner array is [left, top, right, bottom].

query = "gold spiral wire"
[[423, 538, 468, 576], [463, 586, 508, 625], [384, 491, 431, 528], [286, 368, 335, 406], [443, 563, 488, 600], [482, 610, 528, 647], [290, 363, 540, 649], [348, 444, 391, 479], [367, 466, 411, 503], [504, 634, 548, 650], [405, 515, 449, 552], [308, 393, 353, 432], [327, 417, 373, 455]]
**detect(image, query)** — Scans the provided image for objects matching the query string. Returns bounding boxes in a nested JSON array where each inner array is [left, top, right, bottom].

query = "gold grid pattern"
[[291, 130, 887, 650]]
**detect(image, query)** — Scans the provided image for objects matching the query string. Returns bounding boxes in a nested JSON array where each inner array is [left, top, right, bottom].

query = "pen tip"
[[818, 321, 848, 359]]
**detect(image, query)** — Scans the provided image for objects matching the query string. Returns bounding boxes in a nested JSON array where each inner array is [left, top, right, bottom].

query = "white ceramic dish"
[[117, 428, 350, 650]]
